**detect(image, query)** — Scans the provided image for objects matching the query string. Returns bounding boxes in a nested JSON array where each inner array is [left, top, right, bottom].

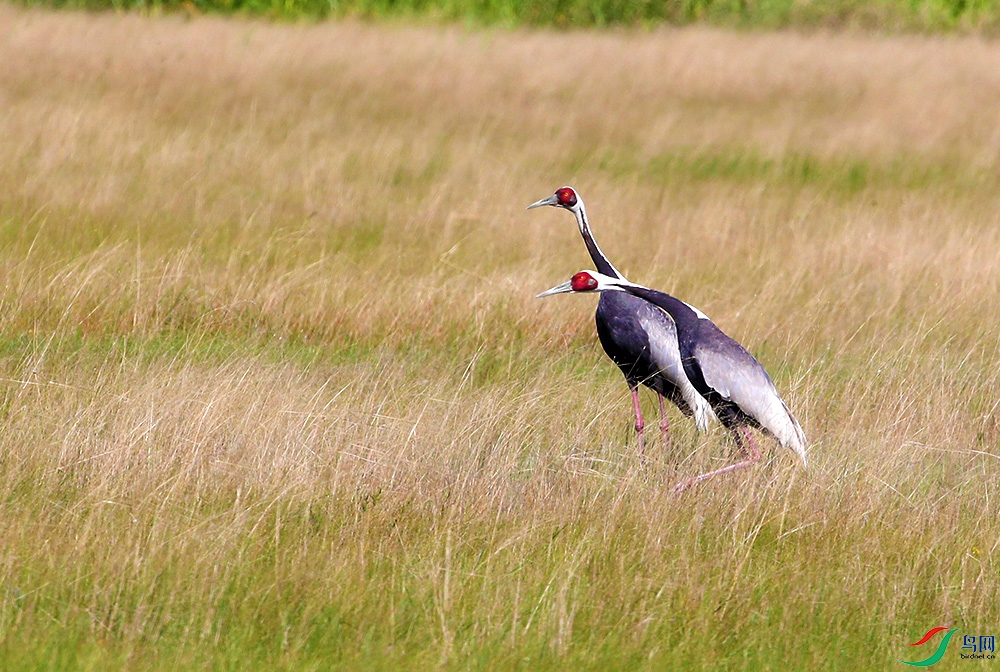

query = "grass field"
[[17, 0, 1000, 32], [1, 6, 1000, 669]]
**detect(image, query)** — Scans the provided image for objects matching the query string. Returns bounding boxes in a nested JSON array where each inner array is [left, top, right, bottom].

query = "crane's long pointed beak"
[[526, 194, 559, 210], [535, 280, 574, 298]]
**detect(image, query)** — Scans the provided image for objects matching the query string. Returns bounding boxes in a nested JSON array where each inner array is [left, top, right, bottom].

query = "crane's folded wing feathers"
[[694, 337, 807, 465], [639, 310, 716, 431]]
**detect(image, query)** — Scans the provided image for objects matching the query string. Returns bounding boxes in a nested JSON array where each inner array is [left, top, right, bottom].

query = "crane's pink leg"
[[658, 393, 672, 449], [672, 426, 761, 494], [631, 388, 646, 459]]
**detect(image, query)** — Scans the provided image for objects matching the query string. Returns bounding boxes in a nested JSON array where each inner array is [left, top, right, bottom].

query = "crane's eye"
[[571, 272, 597, 291], [556, 187, 577, 207]]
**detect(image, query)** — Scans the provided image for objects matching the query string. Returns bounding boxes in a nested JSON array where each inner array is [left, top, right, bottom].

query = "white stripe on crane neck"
[[683, 301, 711, 321], [574, 202, 625, 280]]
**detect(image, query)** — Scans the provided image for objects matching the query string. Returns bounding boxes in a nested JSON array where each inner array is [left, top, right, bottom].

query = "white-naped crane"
[[528, 187, 715, 455], [538, 270, 807, 492]]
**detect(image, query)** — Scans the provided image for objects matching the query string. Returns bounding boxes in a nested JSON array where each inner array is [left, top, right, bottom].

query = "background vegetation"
[[1, 5, 999, 669], [14, 0, 1000, 31]]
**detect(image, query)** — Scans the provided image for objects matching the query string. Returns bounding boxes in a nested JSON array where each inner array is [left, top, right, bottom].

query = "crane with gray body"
[[528, 187, 714, 456], [538, 270, 808, 492]]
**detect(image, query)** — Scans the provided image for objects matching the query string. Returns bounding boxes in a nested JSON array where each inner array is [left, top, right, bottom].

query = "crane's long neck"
[[574, 201, 624, 280]]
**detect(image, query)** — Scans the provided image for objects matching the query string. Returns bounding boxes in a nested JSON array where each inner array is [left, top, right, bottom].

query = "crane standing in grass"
[[528, 187, 714, 456], [538, 270, 808, 492]]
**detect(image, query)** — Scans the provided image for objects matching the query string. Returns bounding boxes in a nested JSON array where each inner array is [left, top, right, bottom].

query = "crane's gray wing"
[[635, 303, 715, 431], [693, 331, 807, 464]]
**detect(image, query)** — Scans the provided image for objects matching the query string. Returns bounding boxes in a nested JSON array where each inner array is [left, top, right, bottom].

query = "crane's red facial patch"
[[555, 187, 577, 207], [570, 272, 598, 292]]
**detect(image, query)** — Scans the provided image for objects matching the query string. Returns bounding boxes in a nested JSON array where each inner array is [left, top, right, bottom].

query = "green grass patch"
[[583, 146, 987, 197], [14, 0, 1000, 32]]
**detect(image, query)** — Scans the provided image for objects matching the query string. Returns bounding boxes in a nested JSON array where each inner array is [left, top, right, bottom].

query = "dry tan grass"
[[0, 5, 999, 668]]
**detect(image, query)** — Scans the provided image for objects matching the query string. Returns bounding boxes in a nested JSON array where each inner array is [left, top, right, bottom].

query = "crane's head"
[[536, 271, 622, 298], [526, 186, 579, 211]]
